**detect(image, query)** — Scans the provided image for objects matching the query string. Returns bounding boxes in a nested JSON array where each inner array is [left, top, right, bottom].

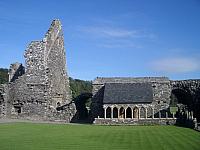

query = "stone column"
[[104, 107, 106, 119], [191, 111, 193, 120], [138, 108, 140, 119], [125, 108, 127, 119], [145, 108, 147, 119], [159, 111, 161, 119], [111, 107, 113, 119], [166, 112, 168, 119], [186, 111, 188, 119], [131, 108, 133, 119], [173, 112, 175, 119], [118, 107, 120, 119], [189, 112, 191, 119], [152, 108, 154, 119]]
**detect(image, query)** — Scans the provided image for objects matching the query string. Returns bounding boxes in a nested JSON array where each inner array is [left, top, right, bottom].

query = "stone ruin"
[[0, 20, 76, 122], [0, 19, 199, 127], [90, 77, 200, 127]]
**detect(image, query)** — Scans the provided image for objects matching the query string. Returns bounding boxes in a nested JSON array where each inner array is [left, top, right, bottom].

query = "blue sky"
[[0, 0, 200, 80]]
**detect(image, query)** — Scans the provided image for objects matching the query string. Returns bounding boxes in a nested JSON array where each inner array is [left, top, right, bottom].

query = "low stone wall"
[[94, 118, 177, 125]]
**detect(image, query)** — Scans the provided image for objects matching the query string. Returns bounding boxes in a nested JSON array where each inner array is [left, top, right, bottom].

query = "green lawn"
[[0, 123, 199, 150]]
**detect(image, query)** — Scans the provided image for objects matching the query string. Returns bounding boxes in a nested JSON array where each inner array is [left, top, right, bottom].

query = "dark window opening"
[[14, 106, 22, 114]]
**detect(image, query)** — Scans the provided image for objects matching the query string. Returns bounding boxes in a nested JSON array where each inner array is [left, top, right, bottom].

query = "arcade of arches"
[[103, 105, 175, 119]]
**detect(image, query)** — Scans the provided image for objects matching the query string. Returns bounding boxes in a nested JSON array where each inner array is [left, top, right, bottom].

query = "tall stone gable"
[[5, 20, 76, 122], [24, 19, 71, 106]]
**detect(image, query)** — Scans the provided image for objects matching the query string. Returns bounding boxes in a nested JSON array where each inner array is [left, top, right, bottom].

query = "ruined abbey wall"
[[2, 20, 76, 122]]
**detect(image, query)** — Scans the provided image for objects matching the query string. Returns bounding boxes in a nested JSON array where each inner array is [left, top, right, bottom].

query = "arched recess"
[[140, 107, 146, 118], [119, 107, 125, 118], [160, 109, 167, 118], [126, 107, 132, 118], [171, 89, 193, 107], [72, 93, 93, 120], [106, 107, 111, 118], [147, 107, 153, 118], [113, 107, 118, 118], [133, 107, 139, 118]]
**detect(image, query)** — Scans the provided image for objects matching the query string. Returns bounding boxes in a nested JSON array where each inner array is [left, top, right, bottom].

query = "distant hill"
[[0, 68, 92, 100], [0, 68, 9, 84]]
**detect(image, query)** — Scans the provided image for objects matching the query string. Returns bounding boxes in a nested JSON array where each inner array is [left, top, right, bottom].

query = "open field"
[[0, 123, 199, 150]]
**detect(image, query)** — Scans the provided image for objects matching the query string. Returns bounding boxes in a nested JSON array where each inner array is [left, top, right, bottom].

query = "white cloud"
[[98, 40, 142, 49], [76, 25, 155, 49], [78, 26, 155, 39], [151, 57, 200, 73]]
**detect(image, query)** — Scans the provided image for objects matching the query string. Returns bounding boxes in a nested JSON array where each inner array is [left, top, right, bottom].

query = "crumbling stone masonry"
[[1, 20, 76, 122]]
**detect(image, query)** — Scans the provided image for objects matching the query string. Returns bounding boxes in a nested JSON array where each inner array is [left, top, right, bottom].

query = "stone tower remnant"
[[3, 19, 76, 122]]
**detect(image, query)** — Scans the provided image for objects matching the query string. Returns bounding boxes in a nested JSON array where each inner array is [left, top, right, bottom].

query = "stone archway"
[[113, 107, 118, 118], [140, 107, 146, 118], [106, 107, 111, 118], [133, 107, 139, 118], [171, 89, 193, 107], [147, 107, 153, 118], [72, 93, 93, 120], [119, 107, 125, 118], [126, 107, 132, 118]]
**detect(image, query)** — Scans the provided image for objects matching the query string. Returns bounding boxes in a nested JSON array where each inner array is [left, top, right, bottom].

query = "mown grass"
[[0, 123, 199, 150]]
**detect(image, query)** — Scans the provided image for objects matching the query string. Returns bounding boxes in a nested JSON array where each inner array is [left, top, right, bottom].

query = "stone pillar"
[[118, 107, 120, 119], [166, 112, 168, 119], [173, 113, 175, 119], [191, 111, 193, 120], [138, 108, 140, 119], [152, 108, 154, 119], [111, 107, 113, 119], [188, 111, 191, 119], [131, 108, 133, 119], [145, 108, 147, 119], [104, 107, 106, 119], [159, 111, 161, 119], [125, 108, 127, 119], [186, 111, 189, 119]]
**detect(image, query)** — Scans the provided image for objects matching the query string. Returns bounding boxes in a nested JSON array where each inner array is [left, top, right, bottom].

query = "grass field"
[[0, 123, 199, 150]]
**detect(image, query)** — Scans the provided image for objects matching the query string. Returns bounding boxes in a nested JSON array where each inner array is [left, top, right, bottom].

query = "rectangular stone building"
[[91, 77, 177, 125]]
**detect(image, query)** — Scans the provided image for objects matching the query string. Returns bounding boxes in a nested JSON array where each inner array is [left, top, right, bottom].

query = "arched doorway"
[[140, 107, 146, 118], [113, 107, 118, 118], [133, 107, 139, 118], [160, 109, 167, 118], [73, 93, 93, 121], [147, 107, 153, 118], [171, 89, 193, 107], [119, 107, 125, 118], [171, 89, 193, 118], [126, 107, 132, 118], [106, 107, 111, 118]]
